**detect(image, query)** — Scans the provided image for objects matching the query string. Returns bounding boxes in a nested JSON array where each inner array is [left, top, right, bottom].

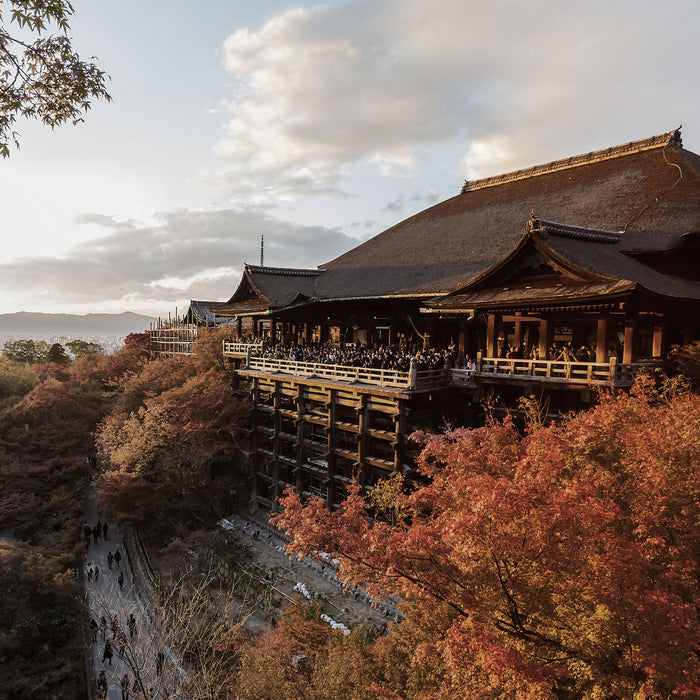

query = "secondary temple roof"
[[429, 217, 700, 312]]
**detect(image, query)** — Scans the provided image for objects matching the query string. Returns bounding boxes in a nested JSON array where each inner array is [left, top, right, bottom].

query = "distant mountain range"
[[0, 311, 157, 337]]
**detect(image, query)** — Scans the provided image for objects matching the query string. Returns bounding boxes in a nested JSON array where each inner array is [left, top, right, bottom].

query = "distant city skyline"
[[1, 0, 699, 317]]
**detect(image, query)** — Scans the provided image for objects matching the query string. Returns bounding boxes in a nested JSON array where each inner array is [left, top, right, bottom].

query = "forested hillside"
[[0, 334, 152, 697], [2, 334, 699, 698]]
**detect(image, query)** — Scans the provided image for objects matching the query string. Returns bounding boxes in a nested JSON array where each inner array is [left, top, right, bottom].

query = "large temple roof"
[[199, 129, 700, 319], [315, 129, 700, 300]]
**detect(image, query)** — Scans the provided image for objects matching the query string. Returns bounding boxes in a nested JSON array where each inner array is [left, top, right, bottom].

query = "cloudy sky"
[[1, 0, 699, 317]]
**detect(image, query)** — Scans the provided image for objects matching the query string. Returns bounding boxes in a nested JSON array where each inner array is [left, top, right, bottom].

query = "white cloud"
[[213, 0, 700, 198], [0, 209, 357, 314]]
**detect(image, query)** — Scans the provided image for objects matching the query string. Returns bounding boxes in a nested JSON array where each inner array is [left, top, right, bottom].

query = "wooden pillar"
[[270, 318, 278, 343], [326, 389, 337, 507], [237, 317, 242, 339], [394, 399, 408, 472], [596, 317, 608, 363], [250, 378, 260, 507], [295, 385, 305, 484], [652, 320, 666, 358], [513, 313, 523, 354], [356, 396, 368, 487], [486, 314, 497, 357], [538, 318, 552, 359], [272, 381, 282, 501], [458, 317, 467, 362], [423, 319, 435, 349], [623, 321, 637, 364]]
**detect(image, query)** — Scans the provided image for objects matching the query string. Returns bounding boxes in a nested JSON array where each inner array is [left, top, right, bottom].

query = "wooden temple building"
[[150, 129, 700, 510]]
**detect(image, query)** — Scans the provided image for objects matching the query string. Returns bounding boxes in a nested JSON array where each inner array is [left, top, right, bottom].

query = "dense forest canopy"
[[2, 334, 700, 698]]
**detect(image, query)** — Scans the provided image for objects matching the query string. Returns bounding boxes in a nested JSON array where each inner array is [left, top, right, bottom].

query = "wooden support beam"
[[596, 317, 608, 363], [653, 321, 666, 358], [458, 317, 467, 362], [486, 314, 497, 357], [357, 395, 368, 486], [539, 318, 551, 359], [513, 313, 523, 353], [623, 322, 637, 364], [326, 389, 337, 507]]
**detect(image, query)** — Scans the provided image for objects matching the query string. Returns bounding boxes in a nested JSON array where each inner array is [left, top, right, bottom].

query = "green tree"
[[0, 355, 38, 399], [47, 342, 70, 366], [66, 339, 103, 357], [3, 338, 39, 362], [33, 339, 50, 362], [0, 0, 111, 156]]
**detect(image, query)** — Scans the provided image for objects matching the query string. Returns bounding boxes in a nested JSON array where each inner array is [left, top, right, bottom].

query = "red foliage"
[[273, 381, 700, 698], [108, 332, 151, 379]]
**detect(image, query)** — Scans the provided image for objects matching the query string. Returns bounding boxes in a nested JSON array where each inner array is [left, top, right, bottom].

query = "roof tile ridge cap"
[[460, 129, 682, 194], [247, 264, 320, 276], [531, 218, 623, 243]]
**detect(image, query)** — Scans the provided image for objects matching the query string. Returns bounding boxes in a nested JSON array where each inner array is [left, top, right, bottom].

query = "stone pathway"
[[82, 490, 177, 700]]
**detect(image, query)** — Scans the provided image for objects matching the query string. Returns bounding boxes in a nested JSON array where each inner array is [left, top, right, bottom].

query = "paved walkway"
[[82, 490, 176, 700]]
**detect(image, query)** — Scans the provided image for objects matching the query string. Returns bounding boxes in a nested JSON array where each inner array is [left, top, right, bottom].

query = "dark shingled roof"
[[187, 300, 238, 325], [316, 129, 700, 300], [430, 218, 700, 311], [216, 265, 321, 316]]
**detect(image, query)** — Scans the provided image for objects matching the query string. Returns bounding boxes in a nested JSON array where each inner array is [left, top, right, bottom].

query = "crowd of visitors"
[[499, 342, 601, 362], [240, 337, 610, 371], [250, 341, 457, 372]]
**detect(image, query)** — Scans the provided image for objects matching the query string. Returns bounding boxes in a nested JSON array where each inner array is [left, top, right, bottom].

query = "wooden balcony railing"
[[225, 343, 659, 391], [467, 357, 659, 386], [242, 356, 414, 389], [223, 340, 264, 357]]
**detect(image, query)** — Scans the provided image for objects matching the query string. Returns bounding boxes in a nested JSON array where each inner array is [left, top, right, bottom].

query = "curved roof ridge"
[[460, 128, 682, 194], [245, 264, 320, 277], [529, 218, 623, 243]]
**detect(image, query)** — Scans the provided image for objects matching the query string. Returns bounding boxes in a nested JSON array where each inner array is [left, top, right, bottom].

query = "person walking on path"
[[90, 618, 98, 642], [107, 551, 113, 569], [99, 615, 107, 640], [111, 614, 120, 638], [102, 639, 113, 665], [92, 525, 100, 544], [103, 521, 109, 539], [94, 565, 100, 583], [118, 571, 124, 591], [120, 674, 130, 700], [97, 669, 107, 694], [114, 549, 122, 568], [156, 649, 165, 676]]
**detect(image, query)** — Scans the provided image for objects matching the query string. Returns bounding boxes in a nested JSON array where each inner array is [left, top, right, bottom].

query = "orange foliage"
[[274, 379, 700, 698]]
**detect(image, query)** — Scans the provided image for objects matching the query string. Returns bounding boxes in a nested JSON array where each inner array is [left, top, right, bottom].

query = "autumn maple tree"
[[0, 0, 111, 156], [273, 378, 700, 699], [96, 352, 249, 531]]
